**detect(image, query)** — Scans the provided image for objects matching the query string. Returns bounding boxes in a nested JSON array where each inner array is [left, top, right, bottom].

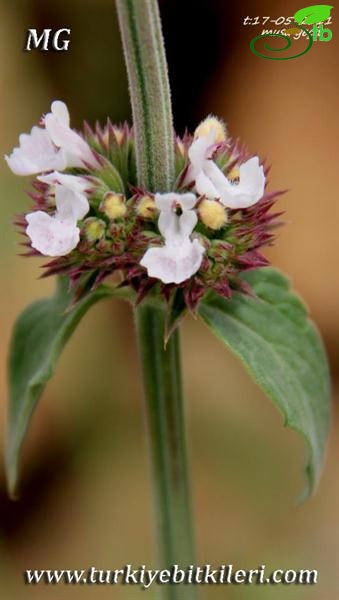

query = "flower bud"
[[136, 195, 157, 219], [100, 192, 127, 220], [198, 199, 227, 230], [83, 217, 106, 242], [194, 116, 227, 143]]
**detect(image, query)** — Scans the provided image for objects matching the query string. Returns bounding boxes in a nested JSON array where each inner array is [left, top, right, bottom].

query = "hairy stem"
[[116, 0, 174, 191], [116, 2, 197, 596], [135, 303, 197, 599]]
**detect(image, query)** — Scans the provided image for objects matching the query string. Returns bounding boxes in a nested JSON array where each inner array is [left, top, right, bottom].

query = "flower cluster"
[[6, 103, 282, 310]]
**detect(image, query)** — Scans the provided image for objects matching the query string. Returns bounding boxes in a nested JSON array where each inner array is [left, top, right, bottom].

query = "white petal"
[[157, 209, 197, 244], [219, 157, 265, 209], [55, 185, 89, 221], [140, 239, 204, 284], [155, 193, 176, 212], [158, 209, 177, 239], [239, 156, 265, 196], [187, 132, 215, 176], [195, 170, 221, 199], [178, 210, 197, 238], [45, 104, 96, 169], [19, 127, 54, 157], [179, 192, 198, 210], [26, 211, 80, 256], [155, 192, 197, 212], [51, 100, 70, 126], [5, 149, 40, 176], [155, 193, 198, 243], [5, 126, 66, 175], [38, 171, 90, 194], [205, 160, 233, 193]]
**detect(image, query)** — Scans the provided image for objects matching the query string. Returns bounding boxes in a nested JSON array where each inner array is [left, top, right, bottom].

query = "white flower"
[[26, 212, 80, 257], [51, 184, 89, 222], [5, 100, 97, 176], [187, 130, 265, 209], [4, 126, 66, 176], [44, 101, 97, 169], [26, 184, 89, 257], [218, 156, 265, 209], [140, 192, 205, 284], [38, 171, 91, 195]]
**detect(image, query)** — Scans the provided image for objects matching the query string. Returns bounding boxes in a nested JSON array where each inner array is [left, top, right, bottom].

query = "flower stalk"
[[115, 0, 175, 191], [135, 304, 197, 596], [116, 0, 197, 594]]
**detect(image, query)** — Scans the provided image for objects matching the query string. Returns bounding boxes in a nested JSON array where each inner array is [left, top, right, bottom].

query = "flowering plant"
[[5, 1, 330, 596], [7, 102, 279, 315]]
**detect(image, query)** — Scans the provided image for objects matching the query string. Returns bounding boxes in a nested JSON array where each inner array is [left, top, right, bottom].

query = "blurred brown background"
[[0, 0, 338, 598]]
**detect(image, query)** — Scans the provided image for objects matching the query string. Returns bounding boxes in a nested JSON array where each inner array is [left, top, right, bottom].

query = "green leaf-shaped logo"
[[294, 4, 333, 25]]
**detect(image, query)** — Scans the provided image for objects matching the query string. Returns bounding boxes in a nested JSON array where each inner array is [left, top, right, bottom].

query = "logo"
[[250, 4, 333, 60]]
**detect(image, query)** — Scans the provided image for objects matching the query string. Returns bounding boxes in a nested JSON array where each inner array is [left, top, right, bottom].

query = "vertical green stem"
[[116, 0, 174, 191], [135, 303, 197, 599], [116, 1, 197, 596]]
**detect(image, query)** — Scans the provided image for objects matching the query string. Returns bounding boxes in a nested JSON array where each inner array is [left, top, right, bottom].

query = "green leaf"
[[294, 5, 333, 25], [6, 278, 113, 498], [198, 268, 331, 498]]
